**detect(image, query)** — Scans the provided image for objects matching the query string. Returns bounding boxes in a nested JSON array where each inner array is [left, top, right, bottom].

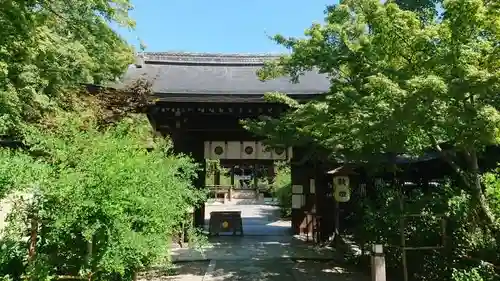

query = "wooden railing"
[[206, 185, 233, 203], [206, 184, 274, 202]]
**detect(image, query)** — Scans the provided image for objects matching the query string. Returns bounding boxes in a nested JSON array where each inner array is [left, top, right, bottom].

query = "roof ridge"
[[142, 51, 286, 57], [139, 51, 285, 65]]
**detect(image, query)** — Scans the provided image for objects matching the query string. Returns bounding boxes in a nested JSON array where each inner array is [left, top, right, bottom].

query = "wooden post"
[[229, 165, 234, 201], [371, 244, 386, 281], [253, 165, 259, 199], [28, 217, 38, 263], [214, 169, 221, 186], [334, 199, 340, 241], [399, 189, 408, 281], [86, 239, 93, 281]]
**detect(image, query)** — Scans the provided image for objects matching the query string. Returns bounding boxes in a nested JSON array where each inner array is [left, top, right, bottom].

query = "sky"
[[116, 0, 336, 54]]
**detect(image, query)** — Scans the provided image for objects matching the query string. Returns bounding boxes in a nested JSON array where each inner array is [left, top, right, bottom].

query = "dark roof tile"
[[114, 52, 331, 96]]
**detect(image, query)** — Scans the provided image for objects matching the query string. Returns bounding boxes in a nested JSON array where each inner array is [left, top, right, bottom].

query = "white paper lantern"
[[333, 175, 351, 202]]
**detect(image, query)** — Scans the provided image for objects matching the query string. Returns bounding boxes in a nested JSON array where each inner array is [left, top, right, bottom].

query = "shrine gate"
[[117, 52, 335, 239]]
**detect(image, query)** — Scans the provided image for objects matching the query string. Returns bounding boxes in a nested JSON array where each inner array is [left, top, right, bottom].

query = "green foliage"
[[452, 266, 497, 281], [345, 177, 500, 280], [0, 112, 206, 280], [245, 0, 500, 247], [0, 0, 134, 137], [482, 172, 500, 226], [392, 0, 440, 14], [250, 0, 500, 158], [0, 1, 201, 280], [0, 238, 25, 280], [271, 162, 292, 217], [205, 160, 232, 186], [0, 150, 47, 199]]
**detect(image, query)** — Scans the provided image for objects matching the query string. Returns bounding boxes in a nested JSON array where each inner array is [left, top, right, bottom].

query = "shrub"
[[272, 163, 291, 217], [0, 114, 206, 280], [344, 177, 500, 281]]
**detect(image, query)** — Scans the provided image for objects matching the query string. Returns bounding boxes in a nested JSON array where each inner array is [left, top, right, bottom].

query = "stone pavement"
[[146, 258, 369, 281], [204, 200, 290, 236], [140, 203, 369, 281], [170, 236, 341, 262]]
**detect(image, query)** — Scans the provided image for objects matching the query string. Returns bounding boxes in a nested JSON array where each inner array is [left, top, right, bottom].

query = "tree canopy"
[[0, 1, 209, 280], [1, 108, 205, 280], [245, 0, 500, 232], [0, 0, 134, 137], [392, 0, 439, 13]]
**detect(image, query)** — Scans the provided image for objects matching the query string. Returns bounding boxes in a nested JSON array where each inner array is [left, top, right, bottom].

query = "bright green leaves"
[[1, 113, 204, 279], [249, 0, 500, 160], [392, 0, 439, 12], [0, 0, 135, 137], [0, 0, 203, 279], [0, 150, 47, 199]]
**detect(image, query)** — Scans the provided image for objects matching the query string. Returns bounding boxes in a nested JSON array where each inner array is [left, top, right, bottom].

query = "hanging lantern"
[[333, 176, 350, 202], [327, 166, 358, 203]]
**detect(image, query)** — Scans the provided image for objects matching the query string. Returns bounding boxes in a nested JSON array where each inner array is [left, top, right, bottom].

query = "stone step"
[[206, 198, 279, 206], [231, 189, 257, 199]]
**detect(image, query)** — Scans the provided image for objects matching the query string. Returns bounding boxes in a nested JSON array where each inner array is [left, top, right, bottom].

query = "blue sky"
[[116, 0, 336, 53]]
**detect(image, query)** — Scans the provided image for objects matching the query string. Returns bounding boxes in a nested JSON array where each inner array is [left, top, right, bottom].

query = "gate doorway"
[[205, 159, 291, 236], [117, 52, 332, 239]]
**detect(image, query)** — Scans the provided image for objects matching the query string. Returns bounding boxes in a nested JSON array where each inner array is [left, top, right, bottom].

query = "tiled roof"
[[114, 52, 331, 96], [144, 52, 282, 65]]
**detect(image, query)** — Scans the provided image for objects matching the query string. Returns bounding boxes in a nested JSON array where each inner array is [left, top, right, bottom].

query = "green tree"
[[0, 0, 134, 137], [245, 0, 500, 234], [271, 162, 292, 217], [392, 0, 438, 13], [1, 105, 206, 280], [0, 1, 207, 280]]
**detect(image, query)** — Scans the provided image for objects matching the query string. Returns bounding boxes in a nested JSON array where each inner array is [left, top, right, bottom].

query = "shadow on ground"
[[138, 259, 369, 281], [171, 234, 344, 262], [137, 261, 209, 281], [206, 259, 369, 281]]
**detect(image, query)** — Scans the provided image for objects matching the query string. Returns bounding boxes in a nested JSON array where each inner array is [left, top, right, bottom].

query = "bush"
[[271, 163, 291, 218], [0, 238, 25, 280], [344, 177, 500, 281], [0, 113, 206, 280], [452, 266, 497, 281]]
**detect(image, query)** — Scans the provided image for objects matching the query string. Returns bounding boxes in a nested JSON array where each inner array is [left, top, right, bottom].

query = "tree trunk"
[[445, 148, 500, 238], [433, 141, 499, 237], [465, 149, 500, 236], [28, 217, 38, 263]]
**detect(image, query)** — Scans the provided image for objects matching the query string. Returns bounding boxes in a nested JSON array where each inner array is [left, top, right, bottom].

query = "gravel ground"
[[138, 261, 209, 281]]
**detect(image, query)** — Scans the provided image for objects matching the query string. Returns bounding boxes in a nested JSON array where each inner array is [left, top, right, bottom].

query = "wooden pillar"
[[229, 165, 234, 200], [290, 147, 311, 235], [291, 163, 303, 235], [253, 164, 258, 189], [230, 165, 235, 186], [267, 163, 276, 185], [316, 164, 334, 242], [172, 132, 206, 228], [214, 169, 221, 186]]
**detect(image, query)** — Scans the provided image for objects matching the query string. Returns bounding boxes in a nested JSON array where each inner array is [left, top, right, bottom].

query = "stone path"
[[170, 236, 341, 262], [205, 200, 290, 236], [140, 202, 369, 281]]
